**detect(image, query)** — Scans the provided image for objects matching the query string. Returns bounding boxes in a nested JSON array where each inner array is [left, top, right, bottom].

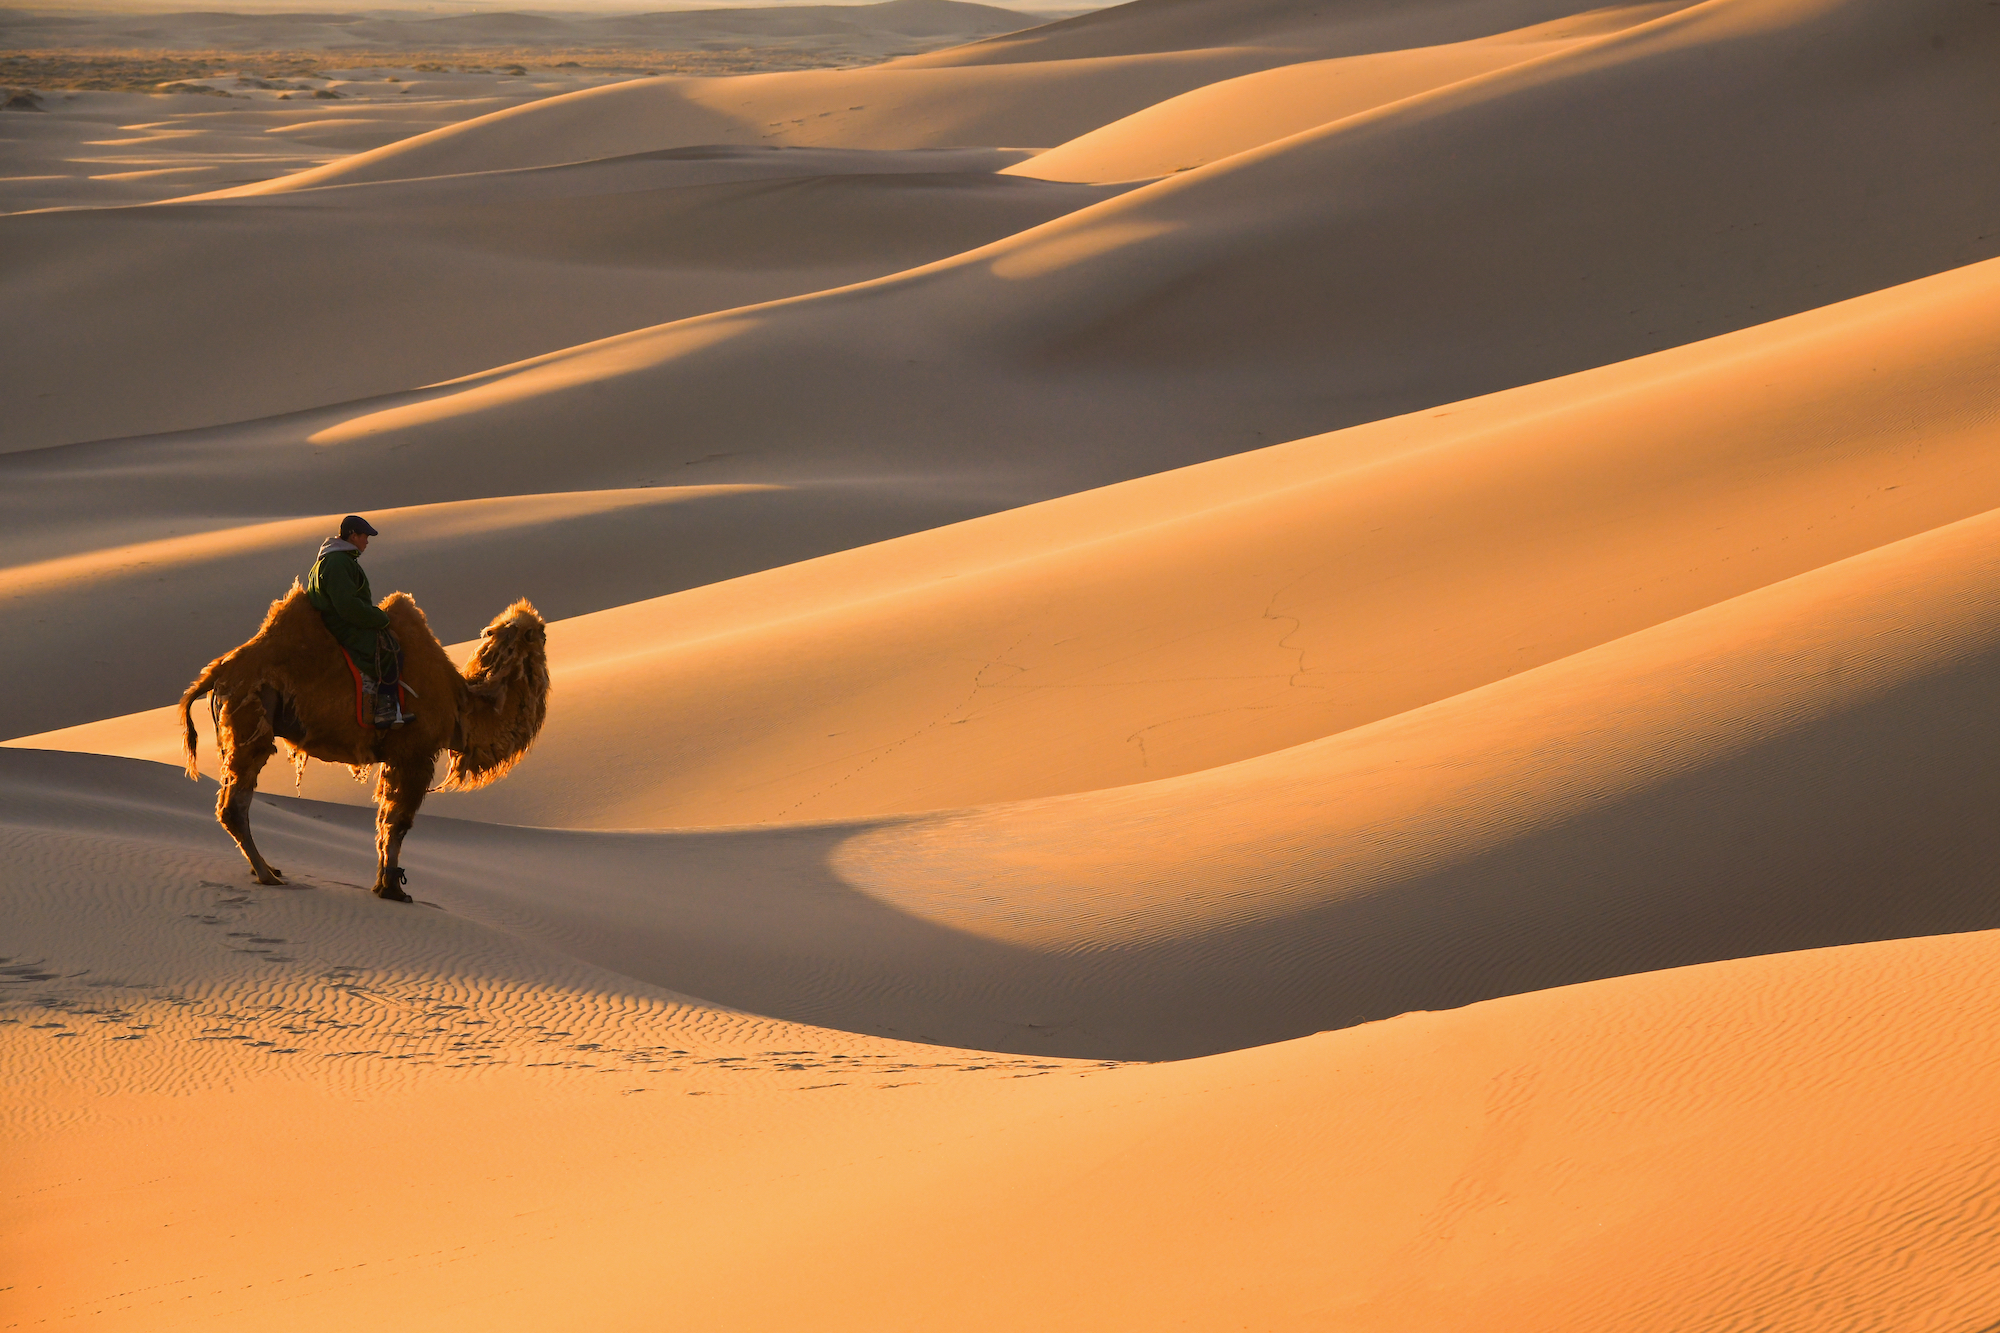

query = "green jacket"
[[305, 538, 391, 671]]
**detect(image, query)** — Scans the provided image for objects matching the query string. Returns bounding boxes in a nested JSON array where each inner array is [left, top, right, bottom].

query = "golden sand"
[[7, 0, 2000, 1326]]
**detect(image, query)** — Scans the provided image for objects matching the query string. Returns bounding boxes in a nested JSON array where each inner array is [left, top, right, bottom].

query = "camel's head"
[[465, 600, 548, 697], [442, 599, 549, 791]]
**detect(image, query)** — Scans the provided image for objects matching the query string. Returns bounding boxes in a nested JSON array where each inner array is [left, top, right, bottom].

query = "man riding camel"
[[305, 514, 413, 728]]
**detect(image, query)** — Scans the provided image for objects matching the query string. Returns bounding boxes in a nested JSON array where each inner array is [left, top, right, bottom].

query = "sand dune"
[[142, 1, 2000, 494], [29, 490, 2000, 1057], [997, 3, 1695, 183], [367, 247, 2000, 829], [14, 0, 2000, 1324], [0, 478, 1013, 737], [8, 745, 1999, 1325], [211, 47, 1305, 191], [663, 929, 2000, 1332], [901, 0, 1689, 65], [2, 0, 1045, 60], [3, 146, 1119, 452], [207, 2, 1698, 192], [10, 0, 1994, 749], [0, 69, 649, 212], [1001, 34, 1576, 182], [22, 248, 2000, 795]]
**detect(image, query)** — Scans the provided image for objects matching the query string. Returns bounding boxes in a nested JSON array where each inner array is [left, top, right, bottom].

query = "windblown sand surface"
[[8, 0, 2000, 1327]]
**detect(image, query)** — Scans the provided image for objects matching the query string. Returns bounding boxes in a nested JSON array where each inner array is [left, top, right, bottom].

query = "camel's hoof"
[[374, 885, 414, 904], [255, 869, 287, 886]]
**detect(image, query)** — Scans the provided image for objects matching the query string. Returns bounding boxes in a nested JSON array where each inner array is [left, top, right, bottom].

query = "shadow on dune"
[[16, 612, 1992, 1065], [407, 637, 2000, 1063], [1071, 644, 2000, 1058]]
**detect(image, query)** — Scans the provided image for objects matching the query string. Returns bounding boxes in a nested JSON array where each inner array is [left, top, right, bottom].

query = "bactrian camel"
[[180, 586, 549, 901]]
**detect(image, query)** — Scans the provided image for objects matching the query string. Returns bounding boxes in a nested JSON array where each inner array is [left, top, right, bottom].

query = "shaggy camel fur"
[[180, 586, 549, 901]]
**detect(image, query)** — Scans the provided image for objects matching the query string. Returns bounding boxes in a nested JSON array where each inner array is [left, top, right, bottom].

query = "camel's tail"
[[178, 659, 226, 780]]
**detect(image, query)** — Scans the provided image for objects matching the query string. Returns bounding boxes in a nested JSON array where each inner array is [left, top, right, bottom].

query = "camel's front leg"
[[215, 696, 285, 885], [372, 758, 434, 903]]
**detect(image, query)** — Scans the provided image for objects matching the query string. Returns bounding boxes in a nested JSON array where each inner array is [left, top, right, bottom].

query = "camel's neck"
[[443, 647, 549, 791]]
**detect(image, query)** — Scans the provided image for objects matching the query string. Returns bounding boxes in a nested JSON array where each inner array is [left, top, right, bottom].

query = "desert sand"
[[8, 0, 2000, 1327], [2, 0, 1058, 64]]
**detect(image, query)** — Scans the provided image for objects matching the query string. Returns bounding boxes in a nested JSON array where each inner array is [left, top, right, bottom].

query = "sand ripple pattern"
[[0, 818, 1108, 1141]]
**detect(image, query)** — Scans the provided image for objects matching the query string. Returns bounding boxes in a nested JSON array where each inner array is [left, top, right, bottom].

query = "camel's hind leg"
[[214, 694, 286, 886], [372, 758, 434, 903]]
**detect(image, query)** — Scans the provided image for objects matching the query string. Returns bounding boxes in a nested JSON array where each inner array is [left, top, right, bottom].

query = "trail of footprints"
[[1, 881, 1118, 1093]]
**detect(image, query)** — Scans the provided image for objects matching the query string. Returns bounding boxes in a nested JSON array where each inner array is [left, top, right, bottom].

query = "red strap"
[[338, 647, 374, 729]]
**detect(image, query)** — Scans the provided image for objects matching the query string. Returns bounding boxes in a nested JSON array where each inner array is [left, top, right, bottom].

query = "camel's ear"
[[491, 614, 546, 655]]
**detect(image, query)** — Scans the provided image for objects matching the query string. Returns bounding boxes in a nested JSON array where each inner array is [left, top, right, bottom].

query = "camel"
[[179, 586, 550, 901]]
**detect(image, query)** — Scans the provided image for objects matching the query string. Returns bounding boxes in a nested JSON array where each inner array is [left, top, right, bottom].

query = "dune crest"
[[1002, 6, 1685, 182]]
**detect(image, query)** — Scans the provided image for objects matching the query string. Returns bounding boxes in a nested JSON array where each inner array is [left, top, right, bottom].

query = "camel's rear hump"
[[179, 584, 319, 777]]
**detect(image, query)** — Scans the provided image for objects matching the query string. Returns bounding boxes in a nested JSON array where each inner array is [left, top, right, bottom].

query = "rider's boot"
[[372, 684, 411, 729]]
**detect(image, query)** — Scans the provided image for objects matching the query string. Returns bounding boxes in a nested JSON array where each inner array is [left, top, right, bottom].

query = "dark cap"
[[341, 515, 379, 537]]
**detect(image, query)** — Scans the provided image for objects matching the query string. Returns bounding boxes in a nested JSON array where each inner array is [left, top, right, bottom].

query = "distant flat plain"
[[0, 0, 1080, 208]]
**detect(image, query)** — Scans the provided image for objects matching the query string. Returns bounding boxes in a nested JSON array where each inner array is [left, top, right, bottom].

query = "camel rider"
[[304, 515, 412, 728]]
